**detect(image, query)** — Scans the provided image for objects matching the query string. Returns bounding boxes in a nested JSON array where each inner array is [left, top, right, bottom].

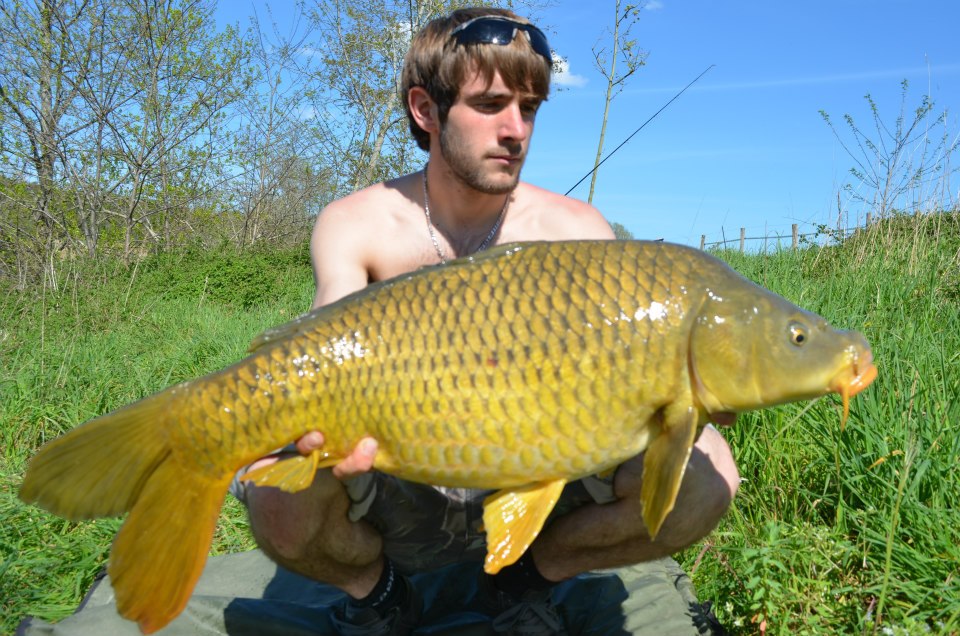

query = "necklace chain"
[[422, 164, 507, 264]]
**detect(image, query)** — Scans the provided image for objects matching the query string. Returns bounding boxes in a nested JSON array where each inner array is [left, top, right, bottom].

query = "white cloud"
[[644, 1, 664, 10], [552, 53, 588, 88]]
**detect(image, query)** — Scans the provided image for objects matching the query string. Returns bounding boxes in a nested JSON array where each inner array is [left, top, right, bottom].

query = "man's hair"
[[401, 8, 552, 151]]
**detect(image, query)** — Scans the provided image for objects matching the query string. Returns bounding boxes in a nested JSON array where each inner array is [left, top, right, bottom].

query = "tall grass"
[[1, 214, 958, 634], [0, 246, 313, 634]]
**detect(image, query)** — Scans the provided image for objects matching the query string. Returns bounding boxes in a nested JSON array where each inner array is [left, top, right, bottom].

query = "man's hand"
[[246, 434, 378, 482], [294, 432, 378, 480]]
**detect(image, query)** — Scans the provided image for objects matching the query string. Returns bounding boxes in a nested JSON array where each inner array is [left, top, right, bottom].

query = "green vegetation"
[[2, 212, 958, 634], [0, 247, 313, 633]]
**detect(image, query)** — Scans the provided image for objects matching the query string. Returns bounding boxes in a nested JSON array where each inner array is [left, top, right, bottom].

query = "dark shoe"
[[330, 575, 422, 636], [690, 601, 730, 636], [482, 576, 567, 636]]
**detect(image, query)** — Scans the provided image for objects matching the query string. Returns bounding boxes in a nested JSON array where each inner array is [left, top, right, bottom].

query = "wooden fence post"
[[698, 217, 881, 251]]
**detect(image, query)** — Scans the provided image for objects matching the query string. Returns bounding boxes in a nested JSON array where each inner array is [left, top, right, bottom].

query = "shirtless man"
[[233, 8, 739, 635]]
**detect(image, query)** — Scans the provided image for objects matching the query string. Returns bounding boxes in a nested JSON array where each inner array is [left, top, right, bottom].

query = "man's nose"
[[498, 103, 528, 141]]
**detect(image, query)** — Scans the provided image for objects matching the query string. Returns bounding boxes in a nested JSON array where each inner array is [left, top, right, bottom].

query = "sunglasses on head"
[[450, 16, 552, 65]]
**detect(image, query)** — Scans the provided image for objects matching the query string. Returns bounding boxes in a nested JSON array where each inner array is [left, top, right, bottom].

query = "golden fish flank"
[[19, 240, 877, 634]]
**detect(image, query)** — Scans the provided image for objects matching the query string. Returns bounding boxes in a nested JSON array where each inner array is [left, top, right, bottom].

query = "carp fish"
[[20, 240, 876, 633]]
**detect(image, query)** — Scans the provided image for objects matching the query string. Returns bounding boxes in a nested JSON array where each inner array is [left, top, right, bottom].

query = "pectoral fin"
[[482, 479, 566, 574], [641, 406, 699, 539], [240, 450, 337, 493]]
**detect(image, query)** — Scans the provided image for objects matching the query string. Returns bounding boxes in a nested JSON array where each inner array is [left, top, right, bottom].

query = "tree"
[[223, 3, 337, 249], [0, 0, 103, 269], [101, 0, 246, 260], [820, 80, 958, 218], [0, 0, 560, 276], [587, 0, 646, 204], [0, 0, 247, 270], [610, 221, 633, 239], [58, 0, 136, 257]]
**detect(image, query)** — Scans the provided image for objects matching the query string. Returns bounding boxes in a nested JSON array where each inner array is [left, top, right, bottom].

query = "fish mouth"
[[829, 349, 878, 429]]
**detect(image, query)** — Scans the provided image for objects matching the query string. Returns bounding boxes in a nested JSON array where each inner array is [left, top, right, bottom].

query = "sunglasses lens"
[[455, 21, 513, 46], [452, 18, 552, 64], [523, 27, 552, 62]]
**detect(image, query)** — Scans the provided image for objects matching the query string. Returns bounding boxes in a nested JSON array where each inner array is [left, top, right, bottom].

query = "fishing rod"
[[565, 64, 716, 196]]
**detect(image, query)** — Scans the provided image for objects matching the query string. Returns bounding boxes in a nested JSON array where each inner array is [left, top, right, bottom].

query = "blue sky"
[[217, 2, 960, 247]]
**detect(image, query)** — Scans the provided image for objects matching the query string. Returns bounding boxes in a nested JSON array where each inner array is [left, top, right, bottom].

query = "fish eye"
[[789, 322, 808, 346]]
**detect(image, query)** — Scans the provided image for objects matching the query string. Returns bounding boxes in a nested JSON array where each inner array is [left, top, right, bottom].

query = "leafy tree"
[[214, 4, 330, 249], [610, 220, 634, 239], [0, 0, 247, 270], [0, 0, 561, 277], [102, 0, 246, 260], [0, 0, 103, 266]]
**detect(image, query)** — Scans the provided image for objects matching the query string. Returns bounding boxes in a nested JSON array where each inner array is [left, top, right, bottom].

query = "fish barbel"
[[20, 240, 876, 633]]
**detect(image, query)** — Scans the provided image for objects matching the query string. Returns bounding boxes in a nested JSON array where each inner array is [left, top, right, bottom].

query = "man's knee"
[[248, 471, 384, 572], [612, 425, 739, 550], [697, 424, 740, 504], [248, 486, 315, 562], [246, 471, 348, 560]]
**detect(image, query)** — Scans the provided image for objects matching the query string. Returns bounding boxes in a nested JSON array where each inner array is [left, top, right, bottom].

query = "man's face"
[[439, 68, 543, 195]]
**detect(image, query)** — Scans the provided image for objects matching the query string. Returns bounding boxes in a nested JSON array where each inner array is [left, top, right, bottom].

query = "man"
[[234, 7, 739, 635]]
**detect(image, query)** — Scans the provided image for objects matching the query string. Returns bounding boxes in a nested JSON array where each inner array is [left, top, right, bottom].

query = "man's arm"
[[309, 200, 372, 309], [279, 199, 382, 477]]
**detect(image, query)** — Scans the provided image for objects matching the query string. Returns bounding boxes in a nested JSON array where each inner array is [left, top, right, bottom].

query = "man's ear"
[[408, 86, 440, 135]]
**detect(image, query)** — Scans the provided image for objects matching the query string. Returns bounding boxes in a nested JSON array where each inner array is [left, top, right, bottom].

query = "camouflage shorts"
[[344, 471, 617, 573], [230, 452, 617, 574]]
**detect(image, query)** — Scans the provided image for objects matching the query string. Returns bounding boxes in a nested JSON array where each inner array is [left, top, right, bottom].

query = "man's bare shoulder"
[[507, 182, 616, 241], [310, 172, 439, 306], [318, 174, 420, 232]]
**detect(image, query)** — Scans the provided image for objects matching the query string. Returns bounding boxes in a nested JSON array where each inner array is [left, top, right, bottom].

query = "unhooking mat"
[[17, 550, 724, 635]]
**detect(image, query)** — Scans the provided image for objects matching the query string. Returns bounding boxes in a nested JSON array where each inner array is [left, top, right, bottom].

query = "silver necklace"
[[422, 165, 507, 264]]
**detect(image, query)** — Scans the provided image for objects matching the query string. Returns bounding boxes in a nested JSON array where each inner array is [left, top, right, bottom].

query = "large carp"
[[20, 240, 876, 633]]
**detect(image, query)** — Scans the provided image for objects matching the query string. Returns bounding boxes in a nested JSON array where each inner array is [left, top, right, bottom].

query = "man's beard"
[[439, 125, 523, 195]]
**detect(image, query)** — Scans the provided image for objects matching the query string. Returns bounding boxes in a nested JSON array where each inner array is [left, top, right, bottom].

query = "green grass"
[[0, 247, 313, 634], [1, 214, 958, 634]]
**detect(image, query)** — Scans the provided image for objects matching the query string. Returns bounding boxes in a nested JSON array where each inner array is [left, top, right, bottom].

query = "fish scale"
[[20, 239, 876, 634], [185, 243, 682, 486], [165, 247, 570, 480]]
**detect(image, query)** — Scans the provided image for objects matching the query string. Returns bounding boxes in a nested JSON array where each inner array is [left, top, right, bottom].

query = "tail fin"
[[110, 460, 231, 633], [20, 392, 174, 518], [20, 389, 232, 634]]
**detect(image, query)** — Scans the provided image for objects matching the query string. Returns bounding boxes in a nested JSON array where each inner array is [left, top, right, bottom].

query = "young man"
[[235, 8, 739, 635]]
